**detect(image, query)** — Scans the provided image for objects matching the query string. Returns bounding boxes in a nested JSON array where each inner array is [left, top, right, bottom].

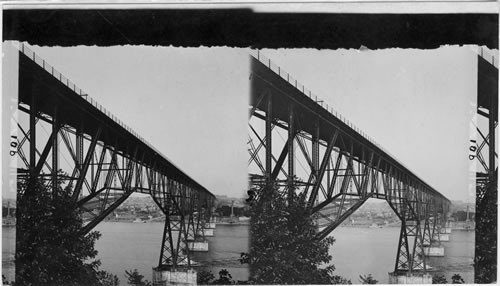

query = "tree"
[[243, 185, 349, 284], [451, 274, 464, 284], [197, 269, 239, 285], [432, 274, 448, 284], [331, 275, 352, 284], [98, 271, 120, 286], [359, 274, 378, 284], [15, 176, 103, 285], [213, 269, 234, 285], [475, 172, 497, 283], [197, 270, 216, 285], [124, 269, 151, 286]]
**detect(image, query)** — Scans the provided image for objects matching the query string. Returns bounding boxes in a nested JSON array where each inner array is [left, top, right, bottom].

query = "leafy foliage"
[[98, 271, 120, 286], [451, 274, 464, 284], [474, 171, 497, 283], [15, 176, 103, 285], [359, 274, 378, 284], [214, 269, 234, 285], [243, 186, 350, 284], [198, 270, 216, 284], [331, 275, 352, 284], [125, 269, 151, 286], [432, 274, 448, 284], [197, 269, 237, 285]]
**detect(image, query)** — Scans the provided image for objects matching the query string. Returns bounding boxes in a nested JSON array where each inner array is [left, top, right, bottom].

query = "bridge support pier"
[[187, 240, 209, 252], [202, 228, 214, 237], [423, 246, 445, 257], [388, 272, 432, 284], [440, 227, 452, 234], [152, 267, 197, 286], [205, 216, 217, 229], [186, 212, 209, 252], [433, 234, 449, 241]]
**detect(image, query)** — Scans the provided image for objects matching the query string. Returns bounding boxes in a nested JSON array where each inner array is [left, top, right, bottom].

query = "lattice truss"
[[248, 53, 450, 274], [12, 44, 215, 270]]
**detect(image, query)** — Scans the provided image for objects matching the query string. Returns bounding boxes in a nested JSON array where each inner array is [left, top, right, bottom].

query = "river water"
[[2, 224, 474, 284], [329, 226, 474, 284]]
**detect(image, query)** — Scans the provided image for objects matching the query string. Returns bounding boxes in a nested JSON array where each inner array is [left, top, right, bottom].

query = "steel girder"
[[473, 51, 498, 283], [249, 51, 451, 274], [14, 44, 216, 270]]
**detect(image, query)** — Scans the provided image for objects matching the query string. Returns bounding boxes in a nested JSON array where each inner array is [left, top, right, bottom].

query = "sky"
[[3, 43, 493, 202]]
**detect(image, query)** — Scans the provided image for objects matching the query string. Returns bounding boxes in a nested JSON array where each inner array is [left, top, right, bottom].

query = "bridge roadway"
[[15, 43, 215, 271], [249, 51, 451, 281]]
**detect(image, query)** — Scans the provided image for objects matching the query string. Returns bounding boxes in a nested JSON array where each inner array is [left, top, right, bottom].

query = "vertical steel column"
[[265, 93, 273, 186], [489, 89, 496, 178], [288, 103, 295, 194], [395, 215, 411, 273], [180, 186, 192, 268], [312, 120, 320, 178], [157, 181, 191, 269], [423, 218, 431, 246], [159, 211, 172, 266], [29, 96, 36, 178], [76, 122, 84, 174], [52, 106, 58, 193]]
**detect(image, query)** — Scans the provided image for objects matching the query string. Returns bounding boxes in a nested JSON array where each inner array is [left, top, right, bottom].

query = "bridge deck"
[[18, 45, 213, 198], [250, 54, 448, 202]]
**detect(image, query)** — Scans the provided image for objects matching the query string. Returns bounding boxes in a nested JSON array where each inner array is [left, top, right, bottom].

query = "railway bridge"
[[11, 43, 216, 285], [248, 51, 452, 284]]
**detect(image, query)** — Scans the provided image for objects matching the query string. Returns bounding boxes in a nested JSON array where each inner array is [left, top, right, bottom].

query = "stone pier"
[[440, 227, 452, 234], [196, 228, 214, 237], [188, 240, 209, 252], [203, 228, 214, 237], [433, 234, 449, 241], [424, 246, 445, 257], [152, 267, 197, 286], [388, 272, 432, 284], [205, 222, 216, 229]]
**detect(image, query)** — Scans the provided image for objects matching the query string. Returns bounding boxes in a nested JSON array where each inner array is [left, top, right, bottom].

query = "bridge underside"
[[248, 52, 450, 275], [12, 44, 215, 271], [473, 52, 498, 283]]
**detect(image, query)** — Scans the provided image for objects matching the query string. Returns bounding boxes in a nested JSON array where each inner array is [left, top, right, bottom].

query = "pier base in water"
[[433, 234, 449, 241], [205, 222, 216, 229], [440, 227, 452, 234], [424, 246, 445, 257], [388, 272, 432, 284], [152, 267, 197, 286], [188, 240, 209, 252], [203, 228, 214, 236]]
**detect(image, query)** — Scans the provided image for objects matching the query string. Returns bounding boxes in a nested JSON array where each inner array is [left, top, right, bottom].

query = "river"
[[328, 226, 474, 284], [2, 224, 474, 284]]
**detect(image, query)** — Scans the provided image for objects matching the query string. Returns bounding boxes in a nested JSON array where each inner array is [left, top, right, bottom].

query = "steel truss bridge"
[[248, 51, 451, 275], [13, 44, 215, 270]]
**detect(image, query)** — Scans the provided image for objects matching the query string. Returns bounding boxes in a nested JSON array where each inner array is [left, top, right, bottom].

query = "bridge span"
[[13, 43, 216, 283], [248, 51, 451, 283]]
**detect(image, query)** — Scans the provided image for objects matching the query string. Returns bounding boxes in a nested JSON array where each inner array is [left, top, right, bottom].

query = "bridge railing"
[[478, 46, 498, 68], [250, 50, 379, 142], [20, 43, 150, 151], [249, 50, 404, 157], [19, 43, 213, 194], [250, 50, 433, 185]]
